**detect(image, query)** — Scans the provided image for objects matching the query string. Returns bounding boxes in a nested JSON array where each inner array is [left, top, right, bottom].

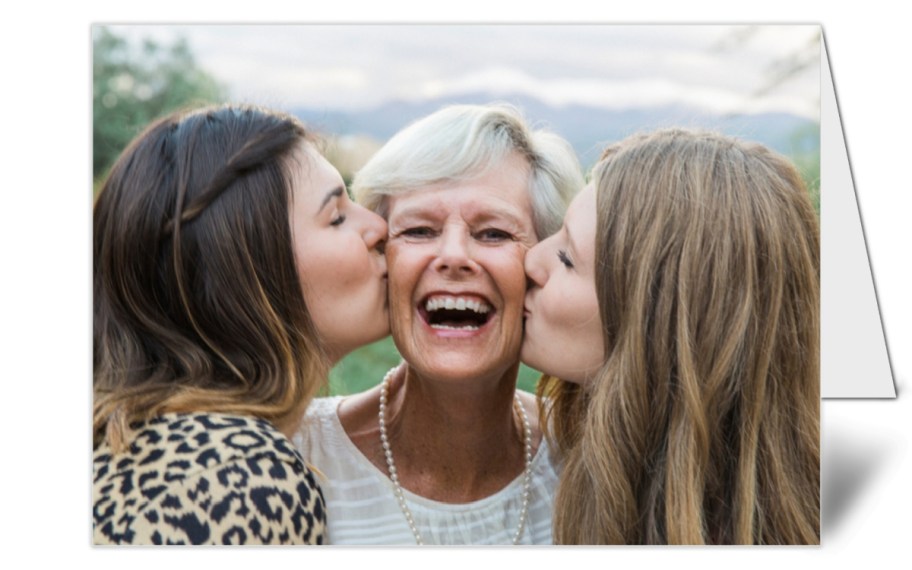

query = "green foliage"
[[515, 362, 542, 393], [93, 26, 225, 181], [328, 336, 542, 395], [328, 337, 401, 395], [788, 122, 821, 216]]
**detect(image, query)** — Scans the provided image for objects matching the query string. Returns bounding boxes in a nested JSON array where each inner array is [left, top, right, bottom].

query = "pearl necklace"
[[378, 365, 534, 545]]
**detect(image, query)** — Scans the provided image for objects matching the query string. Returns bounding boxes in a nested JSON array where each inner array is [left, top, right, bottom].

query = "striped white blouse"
[[294, 396, 559, 545]]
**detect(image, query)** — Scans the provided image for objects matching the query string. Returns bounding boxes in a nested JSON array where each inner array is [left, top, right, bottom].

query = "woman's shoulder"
[[94, 412, 303, 468], [93, 412, 326, 544], [303, 395, 347, 422], [295, 393, 378, 466]]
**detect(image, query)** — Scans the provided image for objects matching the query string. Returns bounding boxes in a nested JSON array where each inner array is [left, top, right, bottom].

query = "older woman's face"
[[385, 153, 536, 384]]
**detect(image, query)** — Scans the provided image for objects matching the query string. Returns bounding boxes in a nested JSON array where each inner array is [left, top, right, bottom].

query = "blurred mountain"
[[293, 93, 818, 170]]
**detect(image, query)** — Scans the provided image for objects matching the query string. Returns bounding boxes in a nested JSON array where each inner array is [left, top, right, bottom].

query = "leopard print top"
[[93, 412, 326, 545]]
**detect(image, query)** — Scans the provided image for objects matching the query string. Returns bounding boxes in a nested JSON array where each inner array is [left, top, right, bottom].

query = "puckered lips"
[[522, 290, 535, 327], [416, 291, 496, 339]]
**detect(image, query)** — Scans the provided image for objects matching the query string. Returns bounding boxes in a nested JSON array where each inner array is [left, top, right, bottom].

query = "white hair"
[[351, 103, 583, 239]]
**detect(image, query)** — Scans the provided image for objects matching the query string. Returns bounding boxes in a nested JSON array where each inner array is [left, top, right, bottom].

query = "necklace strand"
[[378, 365, 533, 545]]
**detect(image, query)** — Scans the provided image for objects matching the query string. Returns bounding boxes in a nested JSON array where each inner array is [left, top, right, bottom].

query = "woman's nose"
[[524, 241, 548, 289], [433, 225, 478, 276], [359, 206, 388, 253]]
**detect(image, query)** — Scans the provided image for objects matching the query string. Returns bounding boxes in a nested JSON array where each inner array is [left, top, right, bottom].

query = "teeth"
[[430, 324, 480, 331], [424, 295, 491, 314]]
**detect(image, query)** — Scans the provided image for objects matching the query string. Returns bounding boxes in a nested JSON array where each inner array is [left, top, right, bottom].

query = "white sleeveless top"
[[294, 396, 559, 545]]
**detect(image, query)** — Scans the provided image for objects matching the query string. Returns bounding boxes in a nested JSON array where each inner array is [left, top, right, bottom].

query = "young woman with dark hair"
[[93, 104, 389, 544]]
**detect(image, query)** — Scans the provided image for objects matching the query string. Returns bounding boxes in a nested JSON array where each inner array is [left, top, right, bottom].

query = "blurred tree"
[[714, 26, 821, 214], [712, 26, 821, 99], [93, 26, 225, 180]]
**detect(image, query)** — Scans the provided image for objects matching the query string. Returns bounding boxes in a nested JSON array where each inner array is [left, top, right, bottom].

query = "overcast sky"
[[106, 24, 820, 119]]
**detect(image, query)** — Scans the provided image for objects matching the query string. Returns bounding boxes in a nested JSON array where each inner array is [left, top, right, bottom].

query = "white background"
[[2, 1, 907, 566]]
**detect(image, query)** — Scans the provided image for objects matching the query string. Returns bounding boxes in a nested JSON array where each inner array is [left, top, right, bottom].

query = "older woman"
[[295, 104, 583, 544], [523, 129, 820, 544]]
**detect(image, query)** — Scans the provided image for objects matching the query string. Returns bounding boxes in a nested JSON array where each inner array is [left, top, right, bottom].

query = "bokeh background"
[[93, 24, 820, 396]]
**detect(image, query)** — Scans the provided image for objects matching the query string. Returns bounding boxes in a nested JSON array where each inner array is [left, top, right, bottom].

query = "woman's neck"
[[339, 361, 536, 503]]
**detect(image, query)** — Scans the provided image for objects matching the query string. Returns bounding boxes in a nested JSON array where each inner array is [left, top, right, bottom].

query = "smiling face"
[[289, 144, 390, 363], [385, 152, 536, 386], [522, 183, 604, 384]]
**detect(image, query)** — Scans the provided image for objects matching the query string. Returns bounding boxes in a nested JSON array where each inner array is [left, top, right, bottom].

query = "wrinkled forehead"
[[391, 192, 522, 225], [386, 174, 534, 228]]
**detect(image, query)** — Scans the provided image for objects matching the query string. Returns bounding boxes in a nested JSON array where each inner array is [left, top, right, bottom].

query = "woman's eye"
[[558, 249, 574, 269], [330, 214, 346, 227], [400, 226, 435, 238], [476, 228, 512, 242]]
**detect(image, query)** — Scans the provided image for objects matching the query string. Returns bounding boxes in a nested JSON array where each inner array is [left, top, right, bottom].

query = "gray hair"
[[351, 104, 583, 239]]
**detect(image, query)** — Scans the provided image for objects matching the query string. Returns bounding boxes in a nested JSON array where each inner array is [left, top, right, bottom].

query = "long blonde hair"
[[540, 129, 820, 544]]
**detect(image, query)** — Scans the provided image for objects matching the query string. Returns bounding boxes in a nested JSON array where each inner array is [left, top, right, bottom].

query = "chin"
[[428, 357, 502, 381], [519, 338, 548, 376], [518, 346, 539, 374], [364, 306, 392, 341], [520, 350, 573, 385]]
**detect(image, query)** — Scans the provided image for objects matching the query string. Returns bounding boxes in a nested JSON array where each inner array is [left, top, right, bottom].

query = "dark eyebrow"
[[318, 186, 345, 214]]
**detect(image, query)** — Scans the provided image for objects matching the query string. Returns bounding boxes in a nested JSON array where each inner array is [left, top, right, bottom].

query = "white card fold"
[[820, 30, 895, 398]]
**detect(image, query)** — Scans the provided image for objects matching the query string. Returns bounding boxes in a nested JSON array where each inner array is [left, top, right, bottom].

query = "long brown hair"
[[540, 129, 820, 544], [94, 104, 327, 450]]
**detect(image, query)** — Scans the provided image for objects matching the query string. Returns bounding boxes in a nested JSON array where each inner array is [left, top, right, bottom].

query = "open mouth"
[[418, 293, 495, 331]]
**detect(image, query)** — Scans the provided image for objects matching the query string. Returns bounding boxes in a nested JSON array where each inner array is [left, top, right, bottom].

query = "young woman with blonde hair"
[[522, 129, 820, 544]]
